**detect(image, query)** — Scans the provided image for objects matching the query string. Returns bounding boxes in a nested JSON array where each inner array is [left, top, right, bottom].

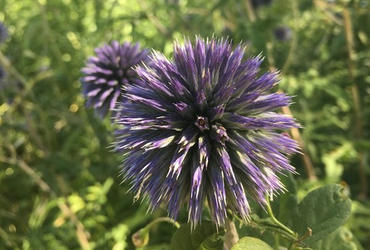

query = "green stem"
[[287, 240, 294, 250], [132, 217, 180, 247], [145, 217, 180, 230], [265, 195, 296, 239], [274, 234, 280, 250], [0, 51, 27, 86], [342, 7, 367, 199], [223, 218, 239, 250], [281, 0, 299, 74], [243, 0, 256, 22]]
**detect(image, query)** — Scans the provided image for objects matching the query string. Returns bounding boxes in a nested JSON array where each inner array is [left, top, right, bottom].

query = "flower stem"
[[145, 217, 180, 230], [0, 51, 27, 86], [280, 103, 317, 181], [274, 234, 280, 250], [281, 0, 299, 75], [243, 0, 256, 22], [265, 195, 296, 239], [132, 217, 180, 247], [223, 218, 239, 250], [342, 7, 367, 199]]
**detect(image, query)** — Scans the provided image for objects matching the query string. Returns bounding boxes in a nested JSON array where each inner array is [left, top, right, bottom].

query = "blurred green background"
[[0, 0, 369, 249]]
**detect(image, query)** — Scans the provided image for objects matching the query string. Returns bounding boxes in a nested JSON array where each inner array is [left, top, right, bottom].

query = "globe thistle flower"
[[0, 22, 8, 44], [114, 37, 299, 228], [274, 26, 292, 41], [81, 41, 151, 118]]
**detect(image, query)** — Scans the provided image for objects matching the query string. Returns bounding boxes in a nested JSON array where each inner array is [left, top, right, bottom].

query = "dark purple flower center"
[[212, 124, 229, 145], [195, 116, 209, 132], [195, 114, 229, 146]]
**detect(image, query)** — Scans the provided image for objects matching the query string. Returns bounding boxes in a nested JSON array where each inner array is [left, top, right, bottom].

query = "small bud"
[[132, 228, 150, 248], [274, 26, 292, 41]]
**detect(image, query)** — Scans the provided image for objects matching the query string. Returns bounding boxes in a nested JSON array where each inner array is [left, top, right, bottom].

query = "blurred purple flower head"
[[0, 22, 8, 44], [81, 41, 151, 118], [274, 26, 292, 41], [114, 37, 299, 228], [252, 0, 273, 8]]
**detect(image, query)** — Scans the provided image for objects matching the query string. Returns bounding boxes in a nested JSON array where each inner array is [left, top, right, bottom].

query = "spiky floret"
[[114, 37, 299, 228], [81, 41, 151, 118]]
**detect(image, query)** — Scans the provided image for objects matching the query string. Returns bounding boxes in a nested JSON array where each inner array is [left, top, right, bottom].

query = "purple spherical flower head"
[[114, 37, 300, 228], [81, 41, 151, 118]]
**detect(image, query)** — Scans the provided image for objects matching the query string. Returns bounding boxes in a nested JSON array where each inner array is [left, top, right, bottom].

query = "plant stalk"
[[265, 195, 296, 239], [243, 0, 256, 22], [264, 0, 317, 181], [223, 218, 239, 250], [281, 104, 317, 181], [145, 217, 180, 230], [266, 45, 317, 181], [342, 7, 367, 199]]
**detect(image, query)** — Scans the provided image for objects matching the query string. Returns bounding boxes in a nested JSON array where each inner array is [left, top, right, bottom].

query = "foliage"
[[0, 0, 369, 249], [231, 237, 272, 250], [291, 184, 352, 246], [171, 221, 225, 250]]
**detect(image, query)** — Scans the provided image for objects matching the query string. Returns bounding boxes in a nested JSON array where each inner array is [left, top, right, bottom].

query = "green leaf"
[[170, 221, 225, 250], [231, 237, 273, 250], [312, 227, 362, 250], [292, 184, 352, 246]]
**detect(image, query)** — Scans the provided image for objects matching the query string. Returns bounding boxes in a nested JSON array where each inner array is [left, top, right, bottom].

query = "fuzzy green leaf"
[[231, 237, 273, 250], [292, 184, 352, 246]]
